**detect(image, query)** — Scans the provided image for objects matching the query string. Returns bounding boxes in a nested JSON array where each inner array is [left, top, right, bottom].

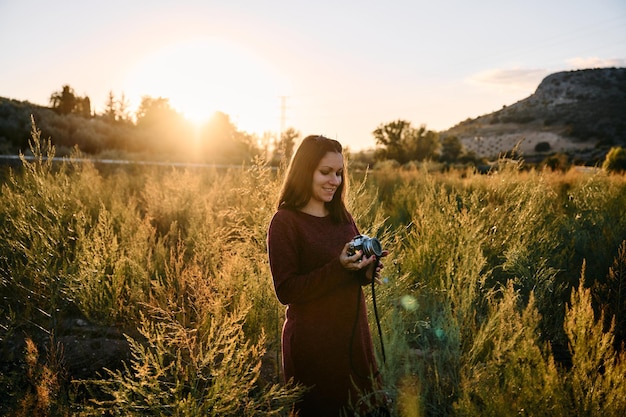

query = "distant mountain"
[[442, 68, 626, 164]]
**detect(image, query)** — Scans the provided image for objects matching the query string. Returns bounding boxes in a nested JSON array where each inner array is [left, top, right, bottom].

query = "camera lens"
[[364, 237, 382, 257]]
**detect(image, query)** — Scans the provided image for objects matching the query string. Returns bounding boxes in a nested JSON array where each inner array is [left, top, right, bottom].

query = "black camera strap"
[[350, 256, 386, 381], [371, 257, 386, 364]]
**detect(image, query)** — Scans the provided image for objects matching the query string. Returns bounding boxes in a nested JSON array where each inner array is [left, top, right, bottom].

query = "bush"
[[603, 146, 626, 173], [535, 141, 552, 153]]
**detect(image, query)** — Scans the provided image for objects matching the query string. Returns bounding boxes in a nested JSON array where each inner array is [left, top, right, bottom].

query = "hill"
[[442, 67, 626, 163]]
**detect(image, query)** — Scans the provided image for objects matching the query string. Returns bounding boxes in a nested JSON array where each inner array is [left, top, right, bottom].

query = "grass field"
[[1, 126, 625, 416]]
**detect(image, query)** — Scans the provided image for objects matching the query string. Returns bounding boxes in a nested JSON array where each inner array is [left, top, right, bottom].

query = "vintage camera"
[[347, 234, 383, 258]]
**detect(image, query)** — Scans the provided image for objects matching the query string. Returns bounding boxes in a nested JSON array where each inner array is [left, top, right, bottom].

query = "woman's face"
[[310, 151, 344, 204]]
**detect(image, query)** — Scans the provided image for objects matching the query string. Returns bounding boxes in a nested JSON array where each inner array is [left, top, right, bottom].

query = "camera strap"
[[371, 257, 386, 364], [350, 256, 386, 380]]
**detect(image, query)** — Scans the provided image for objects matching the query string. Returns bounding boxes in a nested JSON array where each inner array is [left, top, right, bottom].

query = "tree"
[[273, 127, 299, 167], [50, 85, 77, 115], [135, 96, 192, 155], [49, 85, 91, 117], [440, 135, 464, 163], [258, 131, 275, 162], [602, 146, 626, 173], [542, 153, 570, 172], [199, 111, 260, 164], [103, 91, 132, 124], [135, 96, 180, 127], [372, 119, 413, 163], [117, 93, 132, 123], [373, 120, 440, 164], [535, 141, 552, 153], [75, 96, 91, 118], [409, 125, 440, 161], [103, 91, 117, 122]]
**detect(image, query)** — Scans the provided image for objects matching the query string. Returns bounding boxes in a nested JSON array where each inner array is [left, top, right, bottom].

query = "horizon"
[[1, 0, 625, 151]]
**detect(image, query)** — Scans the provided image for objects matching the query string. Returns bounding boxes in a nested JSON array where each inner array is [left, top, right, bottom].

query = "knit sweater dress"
[[267, 208, 381, 416]]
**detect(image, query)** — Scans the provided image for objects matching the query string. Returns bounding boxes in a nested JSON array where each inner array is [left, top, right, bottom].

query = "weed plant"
[[1, 125, 625, 415]]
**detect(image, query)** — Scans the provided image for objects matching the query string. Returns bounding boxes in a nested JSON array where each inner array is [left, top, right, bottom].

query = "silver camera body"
[[347, 234, 383, 258]]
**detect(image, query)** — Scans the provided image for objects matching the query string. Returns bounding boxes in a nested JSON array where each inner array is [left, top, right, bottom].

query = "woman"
[[267, 135, 389, 416]]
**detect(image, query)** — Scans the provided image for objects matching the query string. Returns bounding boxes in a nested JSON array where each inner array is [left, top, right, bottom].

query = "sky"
[[1, 0, 625, 151]]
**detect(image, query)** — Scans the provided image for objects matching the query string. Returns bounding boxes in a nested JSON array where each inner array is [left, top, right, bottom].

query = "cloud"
[[465, 57, 626, 93], [566, 57, 626, 69], [467, 68, 551, 91]]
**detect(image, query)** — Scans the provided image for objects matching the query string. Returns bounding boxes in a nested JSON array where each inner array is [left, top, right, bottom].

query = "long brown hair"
[[277, 135, 349, 223]]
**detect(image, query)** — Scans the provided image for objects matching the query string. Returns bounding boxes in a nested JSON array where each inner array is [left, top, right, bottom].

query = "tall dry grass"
[[1, 125, 625, 415], [368, 162, 626, 416]]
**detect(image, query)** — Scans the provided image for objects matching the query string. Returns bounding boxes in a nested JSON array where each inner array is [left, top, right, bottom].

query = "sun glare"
[[123, 38, 288, 132]]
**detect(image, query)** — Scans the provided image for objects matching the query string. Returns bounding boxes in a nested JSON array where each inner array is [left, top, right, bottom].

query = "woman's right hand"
[[339, 242, 377, 271]]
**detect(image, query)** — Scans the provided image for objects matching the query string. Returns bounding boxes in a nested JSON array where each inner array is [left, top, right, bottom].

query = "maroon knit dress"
[[267, 208, 382, 416]]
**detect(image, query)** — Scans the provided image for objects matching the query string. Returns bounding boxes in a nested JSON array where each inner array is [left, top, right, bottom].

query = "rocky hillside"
[[442, 67, 626, 163]]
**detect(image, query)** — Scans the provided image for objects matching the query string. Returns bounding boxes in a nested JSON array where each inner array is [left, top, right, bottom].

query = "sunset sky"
[[1, 0, 625, 150]]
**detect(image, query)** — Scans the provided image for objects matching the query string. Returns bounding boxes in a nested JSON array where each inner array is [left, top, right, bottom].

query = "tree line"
[[0, 85, 298, 166], [0, 84, 468, 167], [1, 84, 624, 172]]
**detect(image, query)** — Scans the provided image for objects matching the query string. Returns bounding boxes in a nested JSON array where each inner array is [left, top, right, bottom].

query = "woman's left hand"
[[364, 250, 388, 284]]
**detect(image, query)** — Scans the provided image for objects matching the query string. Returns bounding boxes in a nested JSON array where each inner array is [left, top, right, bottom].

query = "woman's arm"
[[268, 213, 355, 305]]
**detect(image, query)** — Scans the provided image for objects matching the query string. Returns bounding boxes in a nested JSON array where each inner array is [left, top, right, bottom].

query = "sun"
[[123, 37, 288, 132]]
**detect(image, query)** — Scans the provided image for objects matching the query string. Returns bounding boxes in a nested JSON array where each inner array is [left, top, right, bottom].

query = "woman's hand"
[[366, 250, 388, 284], [340, 242, 388, 283], [340, 242, 374, 271]]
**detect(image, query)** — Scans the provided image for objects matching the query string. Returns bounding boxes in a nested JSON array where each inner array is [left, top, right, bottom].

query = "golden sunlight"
[[123, 37, 288, 132]]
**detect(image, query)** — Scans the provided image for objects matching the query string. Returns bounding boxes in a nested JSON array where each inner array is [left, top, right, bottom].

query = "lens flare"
[[434, 327, 445, 340], [400, 294, 418, 311]]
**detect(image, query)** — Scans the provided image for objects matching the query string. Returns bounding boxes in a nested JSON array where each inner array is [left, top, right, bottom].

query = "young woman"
[[267, 135, 389, 416]]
